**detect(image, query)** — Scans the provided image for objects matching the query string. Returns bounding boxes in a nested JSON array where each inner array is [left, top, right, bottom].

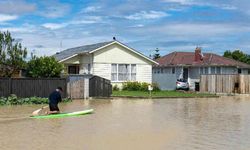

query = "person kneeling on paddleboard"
[[48, 87, 63, 114]]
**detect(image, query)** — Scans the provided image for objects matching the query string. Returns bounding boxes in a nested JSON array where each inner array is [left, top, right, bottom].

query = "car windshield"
[[177, 79, 187, 82]]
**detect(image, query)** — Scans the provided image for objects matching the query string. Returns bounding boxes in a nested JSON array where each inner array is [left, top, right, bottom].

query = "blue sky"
[[1, 0, 250, 57]]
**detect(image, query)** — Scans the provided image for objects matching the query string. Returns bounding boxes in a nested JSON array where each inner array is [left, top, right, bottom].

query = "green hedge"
[[122, 82, 160, 91], [0, 94, 71, 105], [112, 84, 119, 91]]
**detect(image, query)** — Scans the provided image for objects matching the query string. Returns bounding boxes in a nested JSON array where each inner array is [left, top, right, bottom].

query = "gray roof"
[[53, 41, 113, 61]]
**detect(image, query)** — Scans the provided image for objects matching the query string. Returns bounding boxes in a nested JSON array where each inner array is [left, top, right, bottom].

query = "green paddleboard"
[[30, 109, 94, 119]]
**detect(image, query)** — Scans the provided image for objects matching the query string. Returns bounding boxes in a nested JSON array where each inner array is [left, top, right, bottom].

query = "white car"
[[176, 79, 189, 90]]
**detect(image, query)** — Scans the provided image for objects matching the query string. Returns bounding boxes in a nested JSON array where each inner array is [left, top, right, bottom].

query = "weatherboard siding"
[[93, 44, 151, 64], [136, 64, 152, 83], [92, 43, 153, 84], [62, 55, 80, 64], [92, 63, 111, 80], [58, 42, 155, 84]]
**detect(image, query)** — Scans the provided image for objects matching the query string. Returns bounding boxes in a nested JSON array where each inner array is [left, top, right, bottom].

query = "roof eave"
[[58, 54, 78, 63]]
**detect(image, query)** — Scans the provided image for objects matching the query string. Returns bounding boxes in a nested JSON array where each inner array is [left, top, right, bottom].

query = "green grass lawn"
[[112, 90, 217, 98]]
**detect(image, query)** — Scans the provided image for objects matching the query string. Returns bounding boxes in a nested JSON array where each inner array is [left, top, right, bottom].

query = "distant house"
[[54, 40, 157, 87], [153, 47, 250, 90]]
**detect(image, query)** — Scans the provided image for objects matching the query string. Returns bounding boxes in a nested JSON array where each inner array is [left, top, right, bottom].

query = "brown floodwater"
[[1, 96, 250, 150]]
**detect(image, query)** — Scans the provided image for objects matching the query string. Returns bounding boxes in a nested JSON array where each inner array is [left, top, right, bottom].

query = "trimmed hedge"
[[122, 81, 160, 91], [0, 94, 71, 105]]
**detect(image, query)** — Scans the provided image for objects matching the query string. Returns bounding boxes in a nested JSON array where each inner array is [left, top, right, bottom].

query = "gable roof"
[[54, 41, 113, 62], [156, 51, 250, 68], [54, 40, 158, 64]]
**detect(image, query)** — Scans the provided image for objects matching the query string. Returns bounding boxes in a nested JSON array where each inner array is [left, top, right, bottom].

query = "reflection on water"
[[1, 96, 250, 150]]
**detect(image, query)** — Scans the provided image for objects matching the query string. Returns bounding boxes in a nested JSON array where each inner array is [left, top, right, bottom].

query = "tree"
[[153, 48, 161, 60], [0, 31, 27, 77], [26, 56, 63, 78], [223, 50, 233, 59], [223, 50, 250, 64]]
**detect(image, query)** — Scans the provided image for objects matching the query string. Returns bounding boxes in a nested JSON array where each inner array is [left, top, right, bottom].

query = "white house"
[[54, 40, 158, 87]]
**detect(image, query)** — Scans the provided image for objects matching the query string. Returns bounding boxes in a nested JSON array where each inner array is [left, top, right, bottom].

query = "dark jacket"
[[49, 90, 62, 105]]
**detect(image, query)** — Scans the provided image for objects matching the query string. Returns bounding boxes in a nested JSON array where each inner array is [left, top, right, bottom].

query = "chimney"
[[194, 47, 202, 61]]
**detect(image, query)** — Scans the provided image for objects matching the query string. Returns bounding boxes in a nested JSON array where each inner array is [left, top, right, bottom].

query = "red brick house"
[[153, 47, 250, 90]]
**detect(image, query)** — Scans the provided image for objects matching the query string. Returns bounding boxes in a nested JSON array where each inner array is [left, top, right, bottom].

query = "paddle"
[[31, 106, 49, 116]]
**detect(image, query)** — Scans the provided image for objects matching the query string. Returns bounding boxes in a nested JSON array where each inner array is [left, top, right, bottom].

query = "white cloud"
[[42, 16, 104, 30], [143, 23, 250, 40], [82, 6, 101, 13], [0, 25, 36, 33], [125, 11, 170, 20], [162, 0, 194, 5], [129, 24, 144, 28], [42, 23, 68, 30], [221, 5, 237, 10], [71, 16, 103, 24], [0, 14, 18, 22]]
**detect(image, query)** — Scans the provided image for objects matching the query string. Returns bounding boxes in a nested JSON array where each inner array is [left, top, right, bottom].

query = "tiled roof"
[[156, 52, 250, 68], [53, 41, 113, 61]]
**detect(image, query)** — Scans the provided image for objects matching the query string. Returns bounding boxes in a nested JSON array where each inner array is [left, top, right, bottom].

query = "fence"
[[67, 75, 93, 99], [0, 78, 67, 98], [0, 75, 112, 98], [200, 74, 250, 94], [89, 76, 112, 97]]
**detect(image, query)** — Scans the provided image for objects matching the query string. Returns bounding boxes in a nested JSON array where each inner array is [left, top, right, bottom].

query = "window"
[[216, 67, 221, 74], [68, 65, 79, 74], [200, 67, 204, 74], [238, 68, 242, 74], [248, 69, 250, 75], [211, 67, 215, 74], [87, 64, 91, 74], [111, 64, 117, 81], [204, 67, 208, 74], [118, 64, 130, 81], [172, 67, 175, 74], [131, 64, 136, 81], [160, 68, 164, 74], [111, 64, 136, 81]]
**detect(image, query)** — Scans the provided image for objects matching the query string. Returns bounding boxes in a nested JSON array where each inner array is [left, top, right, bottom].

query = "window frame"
[[111, 64, 136, 82]]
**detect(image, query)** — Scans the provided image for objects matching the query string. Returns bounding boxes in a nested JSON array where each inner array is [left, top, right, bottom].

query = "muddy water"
[[1, 96, 250, 150]]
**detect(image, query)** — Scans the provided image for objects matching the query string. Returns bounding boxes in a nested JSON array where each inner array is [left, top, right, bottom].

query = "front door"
[[183, 68, 188, 80]]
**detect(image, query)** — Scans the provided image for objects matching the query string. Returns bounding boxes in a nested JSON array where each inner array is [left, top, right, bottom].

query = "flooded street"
[[1, 96, 250, 150]]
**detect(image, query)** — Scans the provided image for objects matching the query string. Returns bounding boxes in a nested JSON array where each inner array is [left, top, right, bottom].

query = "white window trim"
[[111, 64, 136, 82]]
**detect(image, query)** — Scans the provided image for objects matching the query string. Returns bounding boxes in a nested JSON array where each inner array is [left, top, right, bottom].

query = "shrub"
[[122, 81, 141, 91], [26, 56, 63, 78], [0, 94, 72, 105], [122, 81, 160, 91], [112, 84, 120, 91], [140, 82, 149, 91], [152, 82, 160, 91], [0, 97, 7, 105], [7, 94, 19, 105]]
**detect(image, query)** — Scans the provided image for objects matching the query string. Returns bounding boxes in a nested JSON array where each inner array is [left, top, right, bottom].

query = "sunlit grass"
[[112, 90, 216, 98]]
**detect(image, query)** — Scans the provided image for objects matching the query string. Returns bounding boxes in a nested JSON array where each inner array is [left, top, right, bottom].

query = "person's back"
[[49, 90, 61, 105], [48, 87, 63, 114]]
